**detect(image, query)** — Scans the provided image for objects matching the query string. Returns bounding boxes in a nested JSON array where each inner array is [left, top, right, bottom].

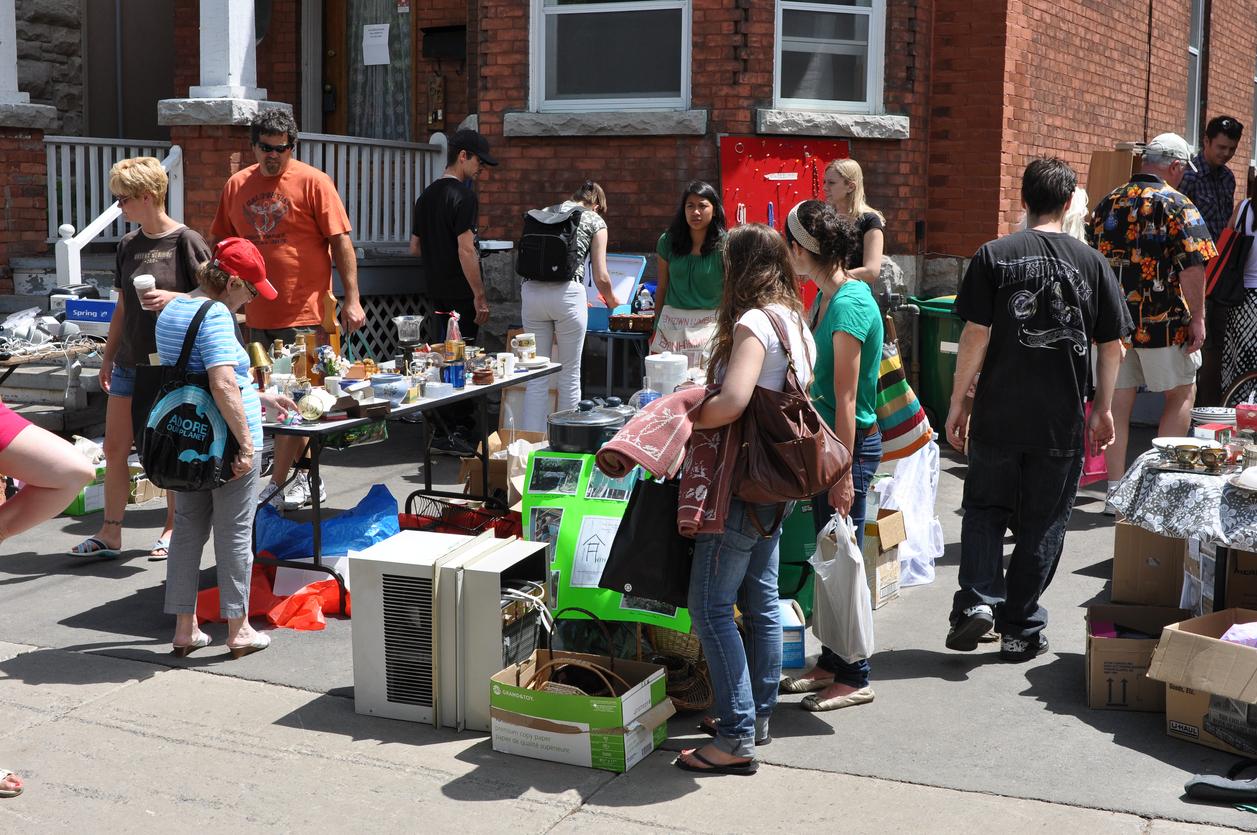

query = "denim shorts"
[[109, 363, 136, 398]]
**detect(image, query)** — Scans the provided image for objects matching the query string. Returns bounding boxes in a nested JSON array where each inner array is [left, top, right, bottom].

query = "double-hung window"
[[533, 0, 690, 112], [1186, 0, 1205, 147], [775, 0, 886, 114]]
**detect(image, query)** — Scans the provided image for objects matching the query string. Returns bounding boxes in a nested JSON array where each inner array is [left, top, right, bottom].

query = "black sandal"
[[673, 749, 759, 776], [696, 716, 770, 746]]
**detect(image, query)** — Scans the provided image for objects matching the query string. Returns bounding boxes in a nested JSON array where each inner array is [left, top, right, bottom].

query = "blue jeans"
[[108, 363, 136, 398], [688, 498, 784, 759], [950, 437, 1083, 640], [813, 428, 882, 687]]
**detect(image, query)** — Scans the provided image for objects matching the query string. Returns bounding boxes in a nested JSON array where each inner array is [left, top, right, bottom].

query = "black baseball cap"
[[449, 129, 498, 166]]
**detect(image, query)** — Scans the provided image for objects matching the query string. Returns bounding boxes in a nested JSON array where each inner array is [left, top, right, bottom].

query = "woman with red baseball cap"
[[153, 237, 291, 658]]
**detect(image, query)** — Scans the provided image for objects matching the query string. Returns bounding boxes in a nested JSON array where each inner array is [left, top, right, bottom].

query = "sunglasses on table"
[[255, 140, 295, 154]]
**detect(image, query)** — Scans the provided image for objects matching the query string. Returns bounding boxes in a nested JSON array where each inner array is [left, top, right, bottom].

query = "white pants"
[[522, 280, 588, 432]]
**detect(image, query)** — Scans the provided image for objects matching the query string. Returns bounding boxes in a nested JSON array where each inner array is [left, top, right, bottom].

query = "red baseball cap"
[[211, 237, 278, 300]]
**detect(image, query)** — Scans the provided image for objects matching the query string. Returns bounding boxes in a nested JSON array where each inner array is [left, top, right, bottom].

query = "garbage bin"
[[778, 501, 817, 618], [911, 294, 962, 431]]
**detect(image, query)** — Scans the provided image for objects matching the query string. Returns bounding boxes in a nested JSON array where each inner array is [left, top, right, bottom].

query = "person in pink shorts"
[[0, 396, 96, 799]]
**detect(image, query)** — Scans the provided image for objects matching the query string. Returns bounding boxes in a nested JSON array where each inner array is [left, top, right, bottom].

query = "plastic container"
[[645, 351, 688, 394], [911, 294, 961, 429], [628, 377, 660, 410]]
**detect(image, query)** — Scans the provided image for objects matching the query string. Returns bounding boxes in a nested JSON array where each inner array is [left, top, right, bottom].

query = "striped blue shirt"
[[155, 296, 262, 450]]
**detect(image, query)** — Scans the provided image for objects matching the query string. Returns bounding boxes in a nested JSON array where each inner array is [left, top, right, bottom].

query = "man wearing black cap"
[[409, 128, 499, 454]]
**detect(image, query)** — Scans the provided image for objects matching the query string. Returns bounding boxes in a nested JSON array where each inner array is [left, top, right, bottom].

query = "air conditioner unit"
[[350, 529, 548, 731]]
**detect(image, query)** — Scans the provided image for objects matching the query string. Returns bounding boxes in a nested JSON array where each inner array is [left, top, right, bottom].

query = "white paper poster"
[[570, 515, 621, 588], [362, 24, 391, 66]]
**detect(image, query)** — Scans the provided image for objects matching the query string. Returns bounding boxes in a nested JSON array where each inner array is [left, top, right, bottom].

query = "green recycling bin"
[[778, 501, 817, 618], [911, 294, 962, 430]]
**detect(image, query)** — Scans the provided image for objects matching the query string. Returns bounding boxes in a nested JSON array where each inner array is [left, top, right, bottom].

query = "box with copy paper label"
[[1086, 604, 1188, 711], [489, 651, 673, 773]]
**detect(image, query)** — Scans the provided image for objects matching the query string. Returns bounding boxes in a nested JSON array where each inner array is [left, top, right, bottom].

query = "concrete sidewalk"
[[2, 422, 1256, 831], [0, 641, 1239, 833]]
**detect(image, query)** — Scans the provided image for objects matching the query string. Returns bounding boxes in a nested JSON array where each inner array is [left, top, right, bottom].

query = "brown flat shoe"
[[801, 686, 875, 712], [779, 675, 833, 694]]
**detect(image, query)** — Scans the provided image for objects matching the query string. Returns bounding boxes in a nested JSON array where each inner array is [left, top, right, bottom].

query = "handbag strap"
[[172, 300, 220, 373], [1239, 199, 1253, 236], [761, 307, 811, 395]]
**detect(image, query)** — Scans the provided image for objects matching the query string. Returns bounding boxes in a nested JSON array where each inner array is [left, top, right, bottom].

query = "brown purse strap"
[[761, 308, 811, 397]]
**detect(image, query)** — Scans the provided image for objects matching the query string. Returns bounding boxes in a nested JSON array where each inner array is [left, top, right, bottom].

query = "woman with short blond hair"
[[69, 157, 210, 561]]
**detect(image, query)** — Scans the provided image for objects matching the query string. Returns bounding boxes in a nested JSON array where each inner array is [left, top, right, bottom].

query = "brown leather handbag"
[[735, 309, 852, 532]]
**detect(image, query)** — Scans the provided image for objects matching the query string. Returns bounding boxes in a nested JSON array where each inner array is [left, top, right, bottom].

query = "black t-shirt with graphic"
[[956, 229, 1131, 455], [412, 176, 478, 300]]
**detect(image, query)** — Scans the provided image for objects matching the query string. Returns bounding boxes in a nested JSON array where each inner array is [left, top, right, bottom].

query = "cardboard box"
[[1192, 423, 1233, 443], [1165, 684, 1257, 755], [489, 650, 674, 773], [1147, 608, 1257, 703], [1112, 522, 1185, 606], [460, 430, 547, 498], [1086, 604, 1188, 711], [1225, 549, 1257, 610], [780, 598, 806, 669], [63, 465, 106, 516], [862, 509, 905, 609]]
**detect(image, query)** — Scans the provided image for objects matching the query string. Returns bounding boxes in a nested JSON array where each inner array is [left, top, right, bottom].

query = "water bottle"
[[628, 376, 660, 410]]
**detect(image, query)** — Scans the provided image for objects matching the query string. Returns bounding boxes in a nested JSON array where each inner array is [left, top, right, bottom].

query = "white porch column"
[[0, 0, 29, 104], [189, 0, 268, 100]]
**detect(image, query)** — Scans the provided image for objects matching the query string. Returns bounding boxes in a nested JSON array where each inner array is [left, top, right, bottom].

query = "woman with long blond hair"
[[824, 158, 885, 286], [676, 223, 816, 776]]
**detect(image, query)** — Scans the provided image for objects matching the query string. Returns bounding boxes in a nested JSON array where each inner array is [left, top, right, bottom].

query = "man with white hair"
[[1087, 133, 1217, 496]]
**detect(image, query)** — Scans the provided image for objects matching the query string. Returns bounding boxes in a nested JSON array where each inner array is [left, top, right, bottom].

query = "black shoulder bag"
[[132, 300, 242, 492]]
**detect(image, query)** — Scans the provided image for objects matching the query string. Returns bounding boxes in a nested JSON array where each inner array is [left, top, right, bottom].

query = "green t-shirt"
[[656, 231, 725, 310], [810, 279, 884, 431]]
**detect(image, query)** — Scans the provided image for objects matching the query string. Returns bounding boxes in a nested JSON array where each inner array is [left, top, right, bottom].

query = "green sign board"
[[521, 450, 691, 631]]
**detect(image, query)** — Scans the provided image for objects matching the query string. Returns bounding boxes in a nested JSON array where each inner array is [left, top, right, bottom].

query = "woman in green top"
[[779, 200, 884, 713], [652, 180, 727, 370]]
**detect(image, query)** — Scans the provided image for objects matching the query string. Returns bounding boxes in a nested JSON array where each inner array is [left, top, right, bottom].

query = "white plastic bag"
[[881, 439, 944, 587], [809, 513, 875, 663]]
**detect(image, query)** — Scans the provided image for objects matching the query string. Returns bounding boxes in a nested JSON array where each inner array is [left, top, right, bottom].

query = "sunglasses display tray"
[[1147, 461, 1241, 476]]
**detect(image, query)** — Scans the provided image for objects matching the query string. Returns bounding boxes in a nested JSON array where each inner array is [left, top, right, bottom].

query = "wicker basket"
[[646, 626, 712, 712]]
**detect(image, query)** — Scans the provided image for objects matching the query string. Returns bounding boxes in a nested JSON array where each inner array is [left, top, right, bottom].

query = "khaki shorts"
[[1116, 345, 1202, 392]]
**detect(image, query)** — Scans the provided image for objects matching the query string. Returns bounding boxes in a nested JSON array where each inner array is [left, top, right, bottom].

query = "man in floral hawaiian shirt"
[[1087, 133, 1217, 496]]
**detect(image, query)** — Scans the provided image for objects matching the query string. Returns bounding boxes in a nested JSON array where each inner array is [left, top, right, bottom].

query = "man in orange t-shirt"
[[211, 109, 366, 510]]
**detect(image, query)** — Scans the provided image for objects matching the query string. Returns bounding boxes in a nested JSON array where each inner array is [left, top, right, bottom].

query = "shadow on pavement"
[[0, 647, 160, 686], [1020, 653, 1242, 774], [863, 647, 1002, 682], [271, 690, 471, 748]]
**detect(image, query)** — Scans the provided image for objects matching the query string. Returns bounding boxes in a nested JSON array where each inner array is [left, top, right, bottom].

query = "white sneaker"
[[306, 475, 327, 506], [280, 477, 309, 510], [258, 482, 284, 508]]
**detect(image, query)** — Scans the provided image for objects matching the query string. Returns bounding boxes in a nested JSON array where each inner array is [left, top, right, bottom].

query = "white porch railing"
[[297, 131, 446, 246], [44, 136, 174, 244], [54, 146, 184, 286]]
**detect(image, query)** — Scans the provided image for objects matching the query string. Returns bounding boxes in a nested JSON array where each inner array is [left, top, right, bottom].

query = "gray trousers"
[[164, 462, 259, 619]]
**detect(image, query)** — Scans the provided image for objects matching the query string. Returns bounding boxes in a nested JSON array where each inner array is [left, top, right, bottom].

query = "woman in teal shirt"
[[779, 200, 884, 713], [652, 180, 727, 370]]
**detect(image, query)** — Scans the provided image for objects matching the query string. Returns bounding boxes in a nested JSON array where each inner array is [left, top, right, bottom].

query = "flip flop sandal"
[[0, 768, 23, 798], [1185, 758, 1257, 803], [68, 537, 122, 559], [696, 717, 770, 746], [673, 749, 758, 776], [147, 537, 171, 562]]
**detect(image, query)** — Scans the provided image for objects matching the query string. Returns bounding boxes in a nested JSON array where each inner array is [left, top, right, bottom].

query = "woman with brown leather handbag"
[[673, 223, 817, 777], [778, 200, 885, 713]]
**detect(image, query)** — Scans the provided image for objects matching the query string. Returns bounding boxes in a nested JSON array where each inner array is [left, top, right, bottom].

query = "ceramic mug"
[[497, 352, 516, 376], [324, 376, 343, 396], [511, 332, 537, 361]]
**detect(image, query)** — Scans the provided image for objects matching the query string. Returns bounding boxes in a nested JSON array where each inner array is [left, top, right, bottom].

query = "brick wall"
[[476, 0, 928, 256], [413, 0, 472, 132], [167, 125, 252, 237], [0, 128, 49, 289]]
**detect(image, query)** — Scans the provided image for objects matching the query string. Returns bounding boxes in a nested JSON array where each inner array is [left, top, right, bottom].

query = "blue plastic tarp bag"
[[255, 483, 400, 559]]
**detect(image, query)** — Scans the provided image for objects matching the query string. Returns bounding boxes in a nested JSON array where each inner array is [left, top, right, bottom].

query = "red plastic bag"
[[195, 560, 350, 631]]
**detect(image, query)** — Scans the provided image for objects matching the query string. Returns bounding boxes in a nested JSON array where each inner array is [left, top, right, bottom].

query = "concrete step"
[[3, 362, 102, 395], [12, 264, 113, 297], [10, 399, 107, 438]]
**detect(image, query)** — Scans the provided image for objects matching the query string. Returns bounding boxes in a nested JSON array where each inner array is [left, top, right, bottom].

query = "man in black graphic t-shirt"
[[944, 158, 1131, 663]]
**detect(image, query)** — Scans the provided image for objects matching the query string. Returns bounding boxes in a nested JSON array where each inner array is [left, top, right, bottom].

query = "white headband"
[[786, 203, 821, 255]]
